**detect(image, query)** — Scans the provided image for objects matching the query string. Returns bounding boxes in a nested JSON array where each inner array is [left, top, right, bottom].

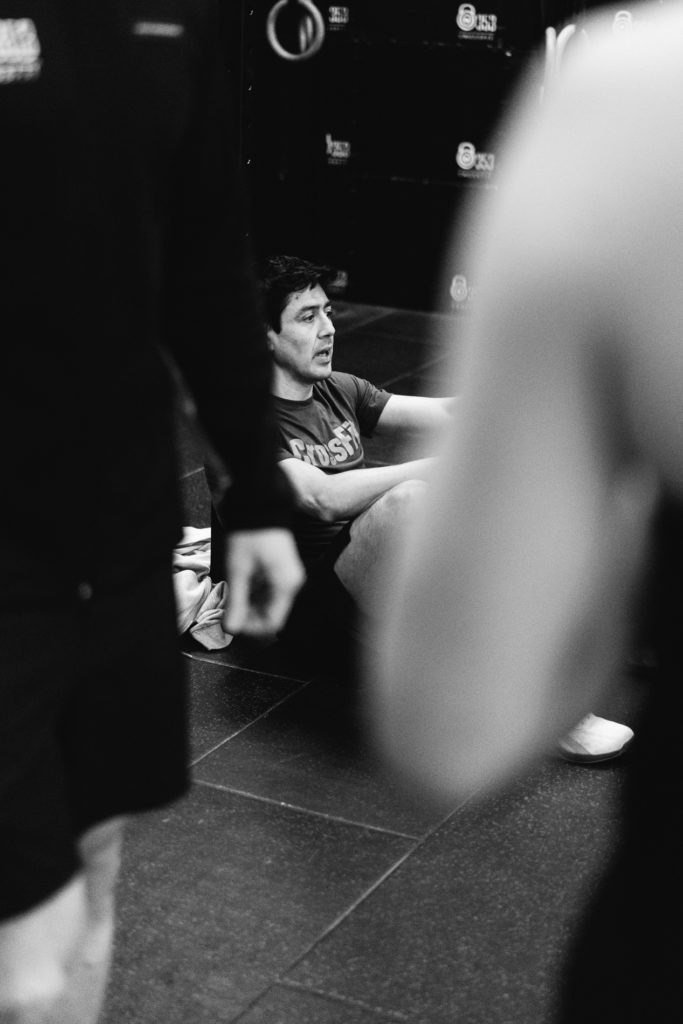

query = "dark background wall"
[[224, 1, 664, 312]]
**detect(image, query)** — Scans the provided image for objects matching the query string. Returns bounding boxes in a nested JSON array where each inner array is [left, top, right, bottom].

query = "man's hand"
[[222, 528, 304, 637]]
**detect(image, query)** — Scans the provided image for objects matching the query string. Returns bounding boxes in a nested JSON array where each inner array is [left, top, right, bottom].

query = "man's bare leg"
[[334, 479, 426, 611], [0, 817, 125, 1024]]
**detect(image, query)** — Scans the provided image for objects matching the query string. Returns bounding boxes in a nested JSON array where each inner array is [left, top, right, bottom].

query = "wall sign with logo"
[[327, 5, 350, 31], [456, 4, 499, 43], [455, 140, 496, 181], [449, 273, 475, 312], [325, 132, 352, 166]]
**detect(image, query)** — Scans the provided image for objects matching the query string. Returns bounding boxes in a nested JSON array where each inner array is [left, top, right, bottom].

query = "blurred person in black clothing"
[[0, 3, 303, 1022]]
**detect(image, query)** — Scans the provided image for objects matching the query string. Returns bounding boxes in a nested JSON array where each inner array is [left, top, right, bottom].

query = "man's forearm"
[[375, 394, 457, 436], [320, 458, 435, 521]]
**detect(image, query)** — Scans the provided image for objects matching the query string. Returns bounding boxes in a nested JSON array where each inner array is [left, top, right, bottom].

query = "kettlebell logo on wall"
[[613, 10, 633, 33], [456, 3, 477, 31], [326, 133, 351, 166], [456, 141, 476, 171], [456, 141, 495, 179], [450, 274, 474, 311], [456, 4, 498, 42]]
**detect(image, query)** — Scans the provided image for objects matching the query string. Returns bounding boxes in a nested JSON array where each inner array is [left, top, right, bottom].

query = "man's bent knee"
[[349, 478, 426, 542], [377, 478, 426, 518]]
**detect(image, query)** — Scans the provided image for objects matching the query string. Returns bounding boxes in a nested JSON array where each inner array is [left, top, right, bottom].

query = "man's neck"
[[271, 368, 314, 402]]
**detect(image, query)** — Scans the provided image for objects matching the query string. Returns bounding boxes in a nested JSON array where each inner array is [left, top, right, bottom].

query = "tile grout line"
[[336, 304, 396, 321], [181, 648, 314, 684], [280, 979, 412, 1021], [229, 979, 411, 1023], [193, 779, 420, 841], [378, 352, 450, 391], [189, 679, 313, 767], [335, 309, 394, 333], [272, 786, 484, 984]]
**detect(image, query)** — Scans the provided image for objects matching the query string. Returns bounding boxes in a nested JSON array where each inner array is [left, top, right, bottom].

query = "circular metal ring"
[[266, 0, 325, 61]]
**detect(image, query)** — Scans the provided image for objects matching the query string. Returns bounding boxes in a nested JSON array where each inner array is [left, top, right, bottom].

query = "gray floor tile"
[[236, 983, 408, 1023], [188, 657, 306, 764], [332, 334, 441, 384], [180, 467, 212, 527], [175, 405, 205, 477], [193, 682, 464, 836], [380, 360, 461, 398], [285, 759, 627, 1024], [102, 785, 412, 1024], [333, 302, 395, 334], [345, 309, 457, 346], [182, 635, 317, 684]]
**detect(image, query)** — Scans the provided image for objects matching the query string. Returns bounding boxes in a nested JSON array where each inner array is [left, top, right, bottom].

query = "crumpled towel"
[[172, 526, 232, 650]]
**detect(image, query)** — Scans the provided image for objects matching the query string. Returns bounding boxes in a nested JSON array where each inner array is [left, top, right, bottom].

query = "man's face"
[[268, 284, 335, 387]]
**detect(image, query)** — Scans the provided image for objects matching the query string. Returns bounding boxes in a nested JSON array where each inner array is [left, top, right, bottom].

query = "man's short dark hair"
[[259, 255, 336, 333]]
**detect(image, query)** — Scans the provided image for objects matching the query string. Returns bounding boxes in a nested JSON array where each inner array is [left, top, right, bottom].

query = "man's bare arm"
[[374, 394, 455, 436], [279, 456, 436, 522]]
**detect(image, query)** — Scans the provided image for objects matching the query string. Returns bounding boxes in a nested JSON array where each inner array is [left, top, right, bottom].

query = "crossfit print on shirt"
[[285, 419, 361, 468]]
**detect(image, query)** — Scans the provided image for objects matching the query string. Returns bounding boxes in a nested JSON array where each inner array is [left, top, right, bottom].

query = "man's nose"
[[320, 313, 335, 336]]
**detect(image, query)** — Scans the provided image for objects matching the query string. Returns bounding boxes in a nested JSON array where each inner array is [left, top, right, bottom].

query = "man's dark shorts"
[[0, 565, 189, 922], [279, 521, 364, 667]]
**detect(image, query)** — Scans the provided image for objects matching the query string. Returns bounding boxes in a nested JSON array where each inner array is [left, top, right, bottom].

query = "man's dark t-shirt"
[[274, 372, 391, 567]]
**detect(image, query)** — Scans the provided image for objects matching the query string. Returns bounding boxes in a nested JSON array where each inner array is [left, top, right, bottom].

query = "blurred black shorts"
[[0, 565, 189, 921]]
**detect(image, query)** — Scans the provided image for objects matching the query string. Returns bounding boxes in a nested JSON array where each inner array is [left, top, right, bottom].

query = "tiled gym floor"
[[102, 303, 649, 1024]]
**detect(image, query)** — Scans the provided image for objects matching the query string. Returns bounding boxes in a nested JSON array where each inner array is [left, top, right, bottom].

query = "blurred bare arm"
[[374, 395, 456, 435], [368, 29, 663, 801]]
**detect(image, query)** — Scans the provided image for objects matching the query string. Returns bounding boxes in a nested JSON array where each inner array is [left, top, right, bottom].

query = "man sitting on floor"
[[261, 254, 451, 635], [208, 253, 633, 764]]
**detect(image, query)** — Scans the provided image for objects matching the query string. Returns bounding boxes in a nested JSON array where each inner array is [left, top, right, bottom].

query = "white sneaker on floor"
[[558, 713, 634, 764]]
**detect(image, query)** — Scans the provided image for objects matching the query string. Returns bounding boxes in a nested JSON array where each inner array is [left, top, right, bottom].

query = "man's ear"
[[266, 327, 278, 352]]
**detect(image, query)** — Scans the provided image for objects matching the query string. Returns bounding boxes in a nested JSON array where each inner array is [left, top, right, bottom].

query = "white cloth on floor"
[[172, 526, 232, 650]]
